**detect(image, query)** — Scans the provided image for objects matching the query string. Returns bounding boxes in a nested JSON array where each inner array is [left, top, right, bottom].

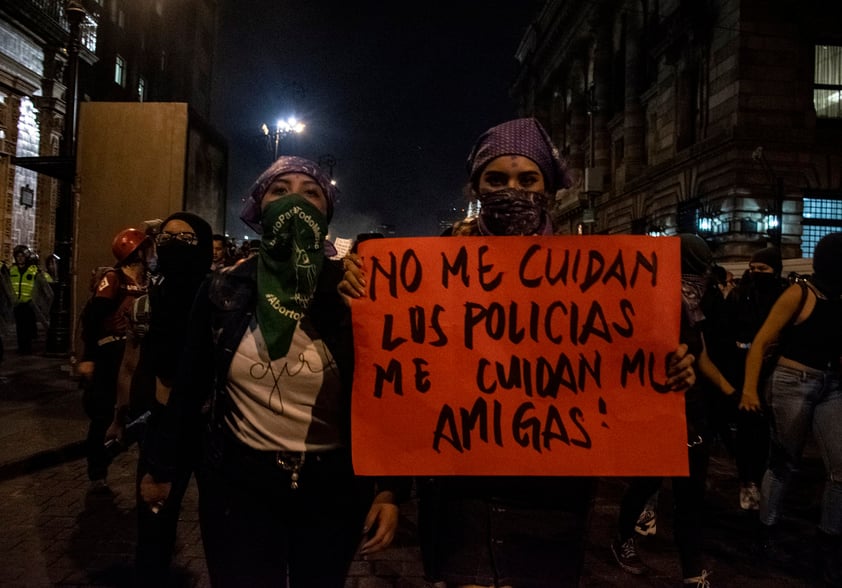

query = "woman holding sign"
[[139, 156, 406, 587], [340, 118, 696, 588]]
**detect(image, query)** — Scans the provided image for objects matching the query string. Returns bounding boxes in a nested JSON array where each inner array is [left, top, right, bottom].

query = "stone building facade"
[[512, 0, 842, 262], [0, 0, 220, 265], [0, 0, 96, 262]]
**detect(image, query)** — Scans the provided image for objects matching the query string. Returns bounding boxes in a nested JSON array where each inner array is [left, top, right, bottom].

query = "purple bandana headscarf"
[[240, 156, 338, 233], [466, 117, 572, 193]]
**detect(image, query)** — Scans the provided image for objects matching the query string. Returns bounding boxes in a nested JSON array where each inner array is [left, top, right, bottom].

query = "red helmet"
[[111, 228, 148, 263]]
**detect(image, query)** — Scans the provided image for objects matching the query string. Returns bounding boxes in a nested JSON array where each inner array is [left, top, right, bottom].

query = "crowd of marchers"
[[46, 116, 842, 588]]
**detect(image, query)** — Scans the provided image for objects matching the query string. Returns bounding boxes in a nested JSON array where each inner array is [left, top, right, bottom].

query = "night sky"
[[210, 0, 541, 241]]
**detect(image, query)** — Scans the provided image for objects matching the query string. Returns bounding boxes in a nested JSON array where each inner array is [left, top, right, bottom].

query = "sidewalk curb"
[[0, 440, 86, 482]]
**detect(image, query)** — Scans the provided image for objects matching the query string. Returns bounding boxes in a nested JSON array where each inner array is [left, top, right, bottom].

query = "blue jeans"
[[761, 362, 842, 535]]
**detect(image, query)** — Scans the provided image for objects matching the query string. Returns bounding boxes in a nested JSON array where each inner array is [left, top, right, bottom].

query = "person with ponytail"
[[743, 232, 842, 584]]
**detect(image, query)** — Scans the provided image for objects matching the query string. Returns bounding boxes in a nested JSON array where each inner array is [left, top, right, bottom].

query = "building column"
[[32, 48, 67, 261], [8, 93, 33, 251], [567, 60, 589, 176], [591, 21, 612, 174], [623, 7, 645, 180]]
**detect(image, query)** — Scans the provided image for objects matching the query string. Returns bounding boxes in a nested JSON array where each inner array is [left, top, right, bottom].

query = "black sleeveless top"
[[779, 294, 842, 370]]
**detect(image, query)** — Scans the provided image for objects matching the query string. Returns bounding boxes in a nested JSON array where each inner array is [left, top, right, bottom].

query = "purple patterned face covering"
[[477, 188, 552, 236]]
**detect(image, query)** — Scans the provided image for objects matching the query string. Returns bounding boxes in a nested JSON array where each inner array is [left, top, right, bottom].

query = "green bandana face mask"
[[257, 194, 327, 360]]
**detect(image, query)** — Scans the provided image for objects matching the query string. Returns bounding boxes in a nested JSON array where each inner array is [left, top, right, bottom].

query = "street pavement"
[[0, 339, 833, 587]]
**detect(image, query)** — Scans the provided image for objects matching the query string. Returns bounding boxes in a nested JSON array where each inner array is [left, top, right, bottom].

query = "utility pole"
[[318, 154, 336, 178]]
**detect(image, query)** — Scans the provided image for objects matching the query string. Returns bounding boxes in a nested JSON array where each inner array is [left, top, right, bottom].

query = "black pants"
[[13, 301, 35, 354], [82, 340, 125, 481], [196, 431, 372, 588], [418, 476, 596, 588], [135, 404, 196, 585], [617, 440, 710, 579], [726, 348, 772, 486], [736, 409, 769, 485], [705, 385, 738, 457]]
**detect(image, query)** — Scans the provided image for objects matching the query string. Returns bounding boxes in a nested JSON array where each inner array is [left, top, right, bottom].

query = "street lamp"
[[261, 117, 305, 160], [46, 0, 86, 354], [752, 146, 784, 249]]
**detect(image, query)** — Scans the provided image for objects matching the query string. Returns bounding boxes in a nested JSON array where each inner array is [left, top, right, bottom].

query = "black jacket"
[[144, 255, 409, 499]]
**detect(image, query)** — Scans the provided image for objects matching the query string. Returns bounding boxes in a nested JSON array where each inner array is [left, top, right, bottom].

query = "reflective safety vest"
[[10, 264, 39, 303]]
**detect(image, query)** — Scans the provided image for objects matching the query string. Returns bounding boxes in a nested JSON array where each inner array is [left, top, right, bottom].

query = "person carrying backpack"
[[77, 228, 153, 488]]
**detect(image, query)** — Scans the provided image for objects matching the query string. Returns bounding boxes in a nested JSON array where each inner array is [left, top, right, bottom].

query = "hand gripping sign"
[[350, 235, 686, 476]]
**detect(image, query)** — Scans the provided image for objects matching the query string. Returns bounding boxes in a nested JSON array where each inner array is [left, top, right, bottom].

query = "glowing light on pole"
[[261, 117, 305, 160]]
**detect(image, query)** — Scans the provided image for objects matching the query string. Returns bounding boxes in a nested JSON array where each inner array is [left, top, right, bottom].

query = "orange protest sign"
[[350, 235, 686, 476]]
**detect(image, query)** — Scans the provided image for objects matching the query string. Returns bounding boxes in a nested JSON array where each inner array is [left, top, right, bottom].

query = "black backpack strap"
[[789, 280, 809, 328]]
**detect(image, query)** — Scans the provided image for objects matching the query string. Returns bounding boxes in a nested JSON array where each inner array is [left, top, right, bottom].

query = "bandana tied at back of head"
[[257, 194, 327, 360], [240, 156, 337, 233], [467, 117, 572, 194]]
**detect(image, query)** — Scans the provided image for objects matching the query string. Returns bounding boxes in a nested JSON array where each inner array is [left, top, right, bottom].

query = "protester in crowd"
[[210, 233, 231, 271], [77, 229, 152, 487], [700, 263, 740, 461], [139, 156, 406, 587], [716, 247, 787, 510], [8, 245, 52, 354], [339, 117, 697, 588], [106, 212, 213, 585], [231, 238, 258, 262], [44, 252, 59, 282], [713, 265, 736, 300], [610, 234, 733, 587], [743, 232, 842, 584]]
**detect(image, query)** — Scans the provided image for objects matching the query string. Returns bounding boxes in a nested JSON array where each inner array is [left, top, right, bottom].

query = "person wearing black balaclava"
[[106, 211, 213, 585], [147, 212, 213, 389], [137, 157, 407, 587], [717, 246, 787, 513], [743, 232, 842, 583]]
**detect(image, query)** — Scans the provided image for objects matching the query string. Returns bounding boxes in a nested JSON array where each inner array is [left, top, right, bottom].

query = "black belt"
[[219, 428, 349, 490]]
